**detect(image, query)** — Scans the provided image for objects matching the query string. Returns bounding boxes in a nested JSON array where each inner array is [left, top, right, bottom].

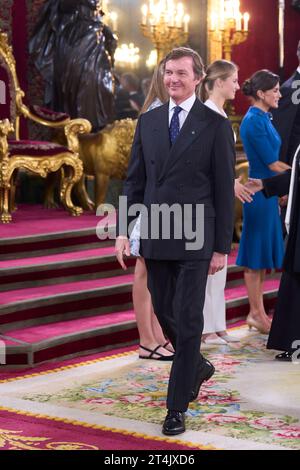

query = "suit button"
[[186, 160, 192, 165], [151, 160, 155, 164]]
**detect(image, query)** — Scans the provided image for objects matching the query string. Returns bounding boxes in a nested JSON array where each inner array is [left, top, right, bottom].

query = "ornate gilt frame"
[[0, 32, 92, 223]]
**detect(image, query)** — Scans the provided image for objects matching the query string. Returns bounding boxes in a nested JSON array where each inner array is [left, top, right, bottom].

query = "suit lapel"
[[159, 99, 212, 180], [286, 71, 300, 88], [151, 103, 170, 177]]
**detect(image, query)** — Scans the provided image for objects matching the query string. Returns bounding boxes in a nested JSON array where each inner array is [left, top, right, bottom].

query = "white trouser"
[[202, 256, 228, 334]]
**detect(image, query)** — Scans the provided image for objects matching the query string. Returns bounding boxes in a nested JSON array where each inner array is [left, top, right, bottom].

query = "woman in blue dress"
[[237, 70, 291, 334]]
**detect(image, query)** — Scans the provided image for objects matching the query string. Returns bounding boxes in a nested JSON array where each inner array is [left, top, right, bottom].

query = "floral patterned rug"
[[0, 326, 299, 450]]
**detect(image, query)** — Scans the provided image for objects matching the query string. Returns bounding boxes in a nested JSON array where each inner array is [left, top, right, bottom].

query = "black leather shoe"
[[190, 358, 215, 402], [275, 351, 293, 362], [162, 410, 185, 436]]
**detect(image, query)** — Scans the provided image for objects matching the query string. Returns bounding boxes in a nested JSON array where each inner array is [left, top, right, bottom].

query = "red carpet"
[[0, 274, 133, 306], [0, 345, 137, 382], [225, 278, 279, 301], [0, 408, 201, 450], [2, 310, 135, 343], [0, 246, 115, 269], [0, 204, 102, 238]]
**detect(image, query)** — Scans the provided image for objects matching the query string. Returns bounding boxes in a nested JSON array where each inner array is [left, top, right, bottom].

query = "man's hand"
[[234, 176, 254, 203], [115, 236, 130, 270], [209, 252, 226, 275], [244, 178, 263, 194]]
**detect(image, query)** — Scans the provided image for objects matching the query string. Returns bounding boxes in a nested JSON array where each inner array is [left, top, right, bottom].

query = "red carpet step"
[[0, 246, 135, 291], [0, 279, 279, 368], [0, 274, 134, 331], [0, 205, 281, 369], [0, 310, 138, 367], [0, 244, 277, 292], [0, 204, 114, 259]]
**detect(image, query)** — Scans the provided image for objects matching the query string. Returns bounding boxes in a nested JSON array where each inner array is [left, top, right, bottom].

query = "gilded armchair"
[[0, 32, 92, 223]]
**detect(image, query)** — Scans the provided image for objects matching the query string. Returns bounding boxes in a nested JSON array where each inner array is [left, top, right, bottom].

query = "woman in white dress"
[[199, 60, 254, 344]]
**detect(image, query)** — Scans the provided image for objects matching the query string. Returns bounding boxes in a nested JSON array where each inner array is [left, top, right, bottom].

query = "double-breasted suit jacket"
[[119, 98, 236, 260], [272, 70, 300, 165]]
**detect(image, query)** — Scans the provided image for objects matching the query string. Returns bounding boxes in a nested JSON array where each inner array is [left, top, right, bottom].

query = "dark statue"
[[29, 0, 117, 130], [292, 0, 300, 11]]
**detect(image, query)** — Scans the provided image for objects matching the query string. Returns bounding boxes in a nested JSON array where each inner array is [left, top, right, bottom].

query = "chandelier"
[[140, 1, 190, 63], [210, 0, 250, 61], [115, 43, 140, 68]]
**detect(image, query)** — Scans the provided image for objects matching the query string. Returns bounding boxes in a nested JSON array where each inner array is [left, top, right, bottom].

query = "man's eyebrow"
[[165, 68, 187, 73]]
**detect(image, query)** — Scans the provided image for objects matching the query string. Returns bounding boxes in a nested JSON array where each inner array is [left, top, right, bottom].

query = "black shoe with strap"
[[162, 410, 185, 435], [139, 345, 174, 361], [162, 340, 175, 353]]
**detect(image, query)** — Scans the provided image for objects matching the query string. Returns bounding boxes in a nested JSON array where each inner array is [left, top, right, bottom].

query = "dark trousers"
[[145, 258, 210, 412]]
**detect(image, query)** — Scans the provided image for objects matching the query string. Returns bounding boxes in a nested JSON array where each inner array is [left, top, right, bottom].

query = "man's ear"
[[195, 75, 203, 86]]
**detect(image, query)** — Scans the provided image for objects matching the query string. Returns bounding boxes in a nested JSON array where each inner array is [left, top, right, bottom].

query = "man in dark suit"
[[115, 47, 235, 435], [272, 40, 300, 165]]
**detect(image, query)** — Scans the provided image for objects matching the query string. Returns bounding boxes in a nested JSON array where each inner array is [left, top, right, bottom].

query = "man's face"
[[163, 56, 201, 104]]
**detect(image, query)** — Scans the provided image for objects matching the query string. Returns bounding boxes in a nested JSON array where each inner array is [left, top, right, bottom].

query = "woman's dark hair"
[[242, 70, 280, 100]]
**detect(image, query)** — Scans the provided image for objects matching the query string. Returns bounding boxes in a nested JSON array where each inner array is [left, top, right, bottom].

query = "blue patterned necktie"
[[169, 106, 183, 145]]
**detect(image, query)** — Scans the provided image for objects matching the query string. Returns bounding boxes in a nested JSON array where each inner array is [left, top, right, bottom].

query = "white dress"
[[202, 99, 229, 334]]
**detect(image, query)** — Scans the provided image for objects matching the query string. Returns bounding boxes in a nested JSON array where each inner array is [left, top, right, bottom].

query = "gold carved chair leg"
[[10, 169, 18, 212], [1, 185, 12, 223], [60, 162, 83, 216]]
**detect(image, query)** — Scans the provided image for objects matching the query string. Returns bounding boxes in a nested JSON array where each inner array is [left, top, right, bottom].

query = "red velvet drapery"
[[0, 0, 300, 126], [232, 0, 300, 114]]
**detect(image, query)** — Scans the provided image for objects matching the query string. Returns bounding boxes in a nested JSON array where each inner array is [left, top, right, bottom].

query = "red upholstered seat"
[[8, 140, 72, 157], [29, 105, 70, 123]]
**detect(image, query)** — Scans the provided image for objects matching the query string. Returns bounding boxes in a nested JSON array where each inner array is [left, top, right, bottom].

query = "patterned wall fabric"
[[0, 1, 13, 121], [0, 0, 13, 41], [26, 0, 51, 139]]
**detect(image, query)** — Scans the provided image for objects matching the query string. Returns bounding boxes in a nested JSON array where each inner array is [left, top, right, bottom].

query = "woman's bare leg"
[[244, 268, 271, 333], [133, 257, 173, 357], [260, 269, 272, 323]]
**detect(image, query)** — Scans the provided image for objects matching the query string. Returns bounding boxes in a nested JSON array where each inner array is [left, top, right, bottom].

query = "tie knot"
[[173, 106, 182, 116]]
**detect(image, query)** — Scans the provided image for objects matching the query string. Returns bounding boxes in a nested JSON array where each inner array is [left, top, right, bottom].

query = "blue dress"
[[236, 106, 284, 269]]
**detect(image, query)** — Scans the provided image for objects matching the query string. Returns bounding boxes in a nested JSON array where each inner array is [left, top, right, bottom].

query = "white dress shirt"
[[169, 93, 196, 129], [297, 66, 300, 74]]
